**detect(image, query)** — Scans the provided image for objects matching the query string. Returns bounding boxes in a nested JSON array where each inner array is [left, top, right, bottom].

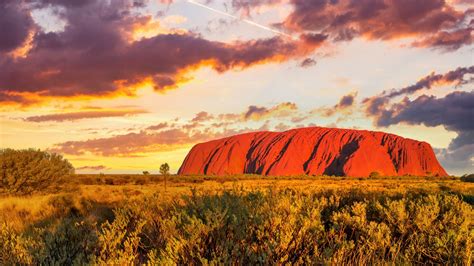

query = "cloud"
[[247, 0, 473, 51], [363, 66, 474, 117], [228, 0, 474, 51], [50, 128, 201, 156], [412, 28, 473, 51], [230, 0, 282, 17], [383, 66, 473, 98], [0, 1, 36, 54], [49, 101, 303, 157], [367, 90, 474, 174], [274, 122, 291, 131], [290, 115, 309, 123], [50, 122, 272, 156], [337, 92, 357, 108], [146, 122, 169, 130], [24, 108, 148, 122], [299, 57, 317, 68], [359, 67, 474, 173], [312, 92, 358, 117], [435, 144, 474, 174], [0, 0, 325, 106], [191, 102, 301, 123], [191, 111, 214, 122], [372, 91, 473, 131], [76, 165, 108, 171], [244, 102, 298, 120], [225, 0, 473, 50]]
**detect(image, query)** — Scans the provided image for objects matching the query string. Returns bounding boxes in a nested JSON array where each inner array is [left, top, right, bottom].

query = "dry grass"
[[1, 174, 472, 232], [0, 174, 472, 264]]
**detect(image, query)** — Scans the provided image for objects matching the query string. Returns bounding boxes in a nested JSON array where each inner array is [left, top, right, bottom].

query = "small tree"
[[0, 149, 74, 195], [159, 163, 170, 192], [142, 171, 150, 175]]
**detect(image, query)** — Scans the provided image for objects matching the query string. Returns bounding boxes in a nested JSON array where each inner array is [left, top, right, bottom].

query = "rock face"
[[178, 127, 448, 177]]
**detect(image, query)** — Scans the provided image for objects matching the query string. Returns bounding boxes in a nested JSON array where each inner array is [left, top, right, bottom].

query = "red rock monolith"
[[178, 127, 448, 177]]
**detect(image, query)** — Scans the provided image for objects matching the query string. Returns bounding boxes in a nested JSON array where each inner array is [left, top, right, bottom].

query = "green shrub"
[[0, 149, 74, 195]]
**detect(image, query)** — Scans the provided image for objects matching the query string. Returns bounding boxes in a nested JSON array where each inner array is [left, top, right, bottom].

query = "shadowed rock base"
[[178, 127, 448, 177]]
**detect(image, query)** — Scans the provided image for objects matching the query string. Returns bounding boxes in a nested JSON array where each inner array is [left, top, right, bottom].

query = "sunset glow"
[[0, 0, 472, 175]]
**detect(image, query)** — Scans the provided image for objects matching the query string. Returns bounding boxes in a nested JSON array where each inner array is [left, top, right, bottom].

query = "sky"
[[0, 0, 473, 175]]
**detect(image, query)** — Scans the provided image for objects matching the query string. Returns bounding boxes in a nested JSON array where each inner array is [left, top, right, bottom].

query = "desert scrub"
[[125, 188, 472, 265], [0, 188, 472, 265], [34, 218, 97, 265], [0, 149, 74, 195], [94, 208, 145, 265], [0, 223, 33, 265]]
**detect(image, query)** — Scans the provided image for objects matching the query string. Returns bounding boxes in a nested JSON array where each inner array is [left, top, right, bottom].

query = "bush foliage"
[[0, 149, 74, 195], [461, 174, 474, 183], [0, 188, 472, 265]]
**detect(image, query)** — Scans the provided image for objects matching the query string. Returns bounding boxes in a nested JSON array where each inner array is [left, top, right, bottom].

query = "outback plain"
[[1, 158, 473, 265]]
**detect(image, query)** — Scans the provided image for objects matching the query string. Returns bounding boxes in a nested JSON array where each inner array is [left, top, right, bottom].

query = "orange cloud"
[[130, 15, 187, 41], [49, 102, 304, 157], [244, 102, 298, 121], [209, 102, 301, 122], [0, 1, 326, 107], [76, 165, 109, 171], [24, 108, 148, 122], [50, 125, 267, 157]]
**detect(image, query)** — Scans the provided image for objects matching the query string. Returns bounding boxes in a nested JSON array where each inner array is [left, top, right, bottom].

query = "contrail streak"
[[187, 0, 295, 40]]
